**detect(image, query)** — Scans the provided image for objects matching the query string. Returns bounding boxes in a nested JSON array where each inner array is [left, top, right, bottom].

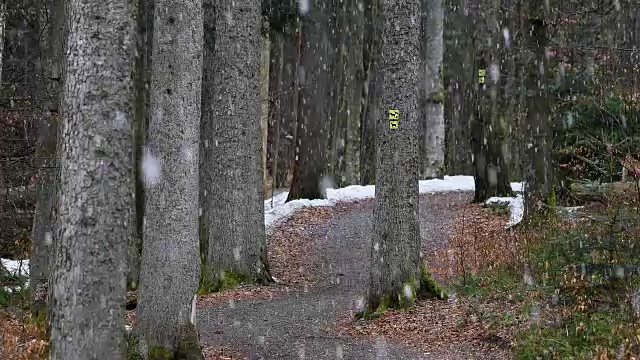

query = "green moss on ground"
[[126, 333, 143, 360], [148, 346, 173, 360]]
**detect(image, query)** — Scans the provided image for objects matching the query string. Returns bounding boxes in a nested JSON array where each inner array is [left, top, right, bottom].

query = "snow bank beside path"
[[485, 195, 524, 229], [2, 176, 525, 281], [265, 175, 524, 230]]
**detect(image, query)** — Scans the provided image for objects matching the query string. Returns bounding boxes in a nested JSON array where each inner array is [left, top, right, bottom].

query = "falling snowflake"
[[44, 232, 52, 246], [181, 145, 194, 162], [502, 27, 511, 49], [112, 110, 127, 129], [298, 0, 309, 15], [141, 147, 161, 187], [403, 284, 413, 299]]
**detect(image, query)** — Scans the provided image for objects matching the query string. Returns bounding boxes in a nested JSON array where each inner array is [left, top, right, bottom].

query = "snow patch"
[[265, 176, 525, 233], [485, 194, 524, 228], [2, 258, 29, 277]]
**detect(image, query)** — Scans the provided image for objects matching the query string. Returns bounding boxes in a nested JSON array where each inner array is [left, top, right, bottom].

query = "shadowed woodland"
[[1, 0, 640, 359]]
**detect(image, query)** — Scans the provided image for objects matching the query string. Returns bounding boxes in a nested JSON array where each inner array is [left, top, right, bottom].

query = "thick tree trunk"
[[365, 0, 445, 316], [135, 0, 203, 357], [359, 0, 381, 185], [421, 0, 445, 179], [30, 0, 63, 317], [445, 0, 474, 176], [523, 1, 553, 217], [48, 0, 137, 358], [200, 0, 271, 293], [471, 0, 512, 203], [287, 2, 333, 201]]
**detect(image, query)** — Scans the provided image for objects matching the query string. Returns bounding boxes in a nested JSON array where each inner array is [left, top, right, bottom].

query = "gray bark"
[[48, 0, 137, 358], [287, 1, 334, 201], [268, 23, 299, 189], [200, 0, 271, 292], [135, 0, 203, 356], [471, 0, 511, 202], [359, 0, 381, 185], [30, 0, 64, 316], [344, 0, 364, 185], [130, 0, 154, 291], [0, 2, 5, 91], [523, 0, 553, 216], [421, 0, 445, 179], [367, 0, 423, 311]]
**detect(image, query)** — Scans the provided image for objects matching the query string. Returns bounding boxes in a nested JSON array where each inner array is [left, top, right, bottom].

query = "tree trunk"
[[445, 0, 474, 176], [275, 23, 300, 188], [365, 0, 445, 315], [48, 0, 137, 358], [267, 30, 283, 189], [523, 0, 553, 217], [200, 0, 271, 293], [0, 2, 5, 91], [30, 0, 63, 317], [261, 34, 270, 197], [135, 0, 203, 356], [421, 0, 445, 179], [130, 0, 154, 291], [287, 1, 333, 201], [471, 0, 511, 203], [343, 0, 364, 186], [359, 0, 381, 186]]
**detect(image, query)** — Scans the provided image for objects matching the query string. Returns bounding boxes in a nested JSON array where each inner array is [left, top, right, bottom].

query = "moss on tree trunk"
[[357, 264, 447, 320], [129, 324, 203, 360]]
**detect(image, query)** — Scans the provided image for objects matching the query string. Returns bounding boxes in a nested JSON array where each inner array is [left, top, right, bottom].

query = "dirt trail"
[[199, 192, 473, 360]]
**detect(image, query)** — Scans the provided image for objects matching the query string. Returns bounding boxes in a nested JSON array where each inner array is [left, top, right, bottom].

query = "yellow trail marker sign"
[[389, 109, 399, 129], [478, 69, 486, 84]]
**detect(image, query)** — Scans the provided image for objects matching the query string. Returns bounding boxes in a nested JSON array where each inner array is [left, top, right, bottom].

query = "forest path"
[[198, 192, 473, 360]]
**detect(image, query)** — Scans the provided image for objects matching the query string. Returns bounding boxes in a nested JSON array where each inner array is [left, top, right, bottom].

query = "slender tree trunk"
[[287, 1, 333, 201], [130, 0, 154, 291], [0, 2, 5, 91], [48, 0, 137, 358], [135, 0, 203, 356], [359, 0, 380, 185], [267, 30, 284, 188], [30, 0, 63, 317], [421, 0, 445, 179], [275, 23, 300, 188], [200, 0, 271, 293], [344, 0, 364, 185], [366, 0, 444, 315], [261, 33, 270, 197]]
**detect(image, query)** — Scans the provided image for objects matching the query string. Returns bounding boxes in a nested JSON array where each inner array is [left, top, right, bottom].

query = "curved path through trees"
[[198, 192, 477, 359]]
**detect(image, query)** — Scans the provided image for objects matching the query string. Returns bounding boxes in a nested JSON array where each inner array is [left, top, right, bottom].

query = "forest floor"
[[0, 191, 524, 359], [197, 192, 515, 360]]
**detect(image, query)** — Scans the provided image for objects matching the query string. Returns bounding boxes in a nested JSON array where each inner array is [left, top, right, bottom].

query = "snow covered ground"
[[265, 175, 524, 231], [2, 175, 525, 284]]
